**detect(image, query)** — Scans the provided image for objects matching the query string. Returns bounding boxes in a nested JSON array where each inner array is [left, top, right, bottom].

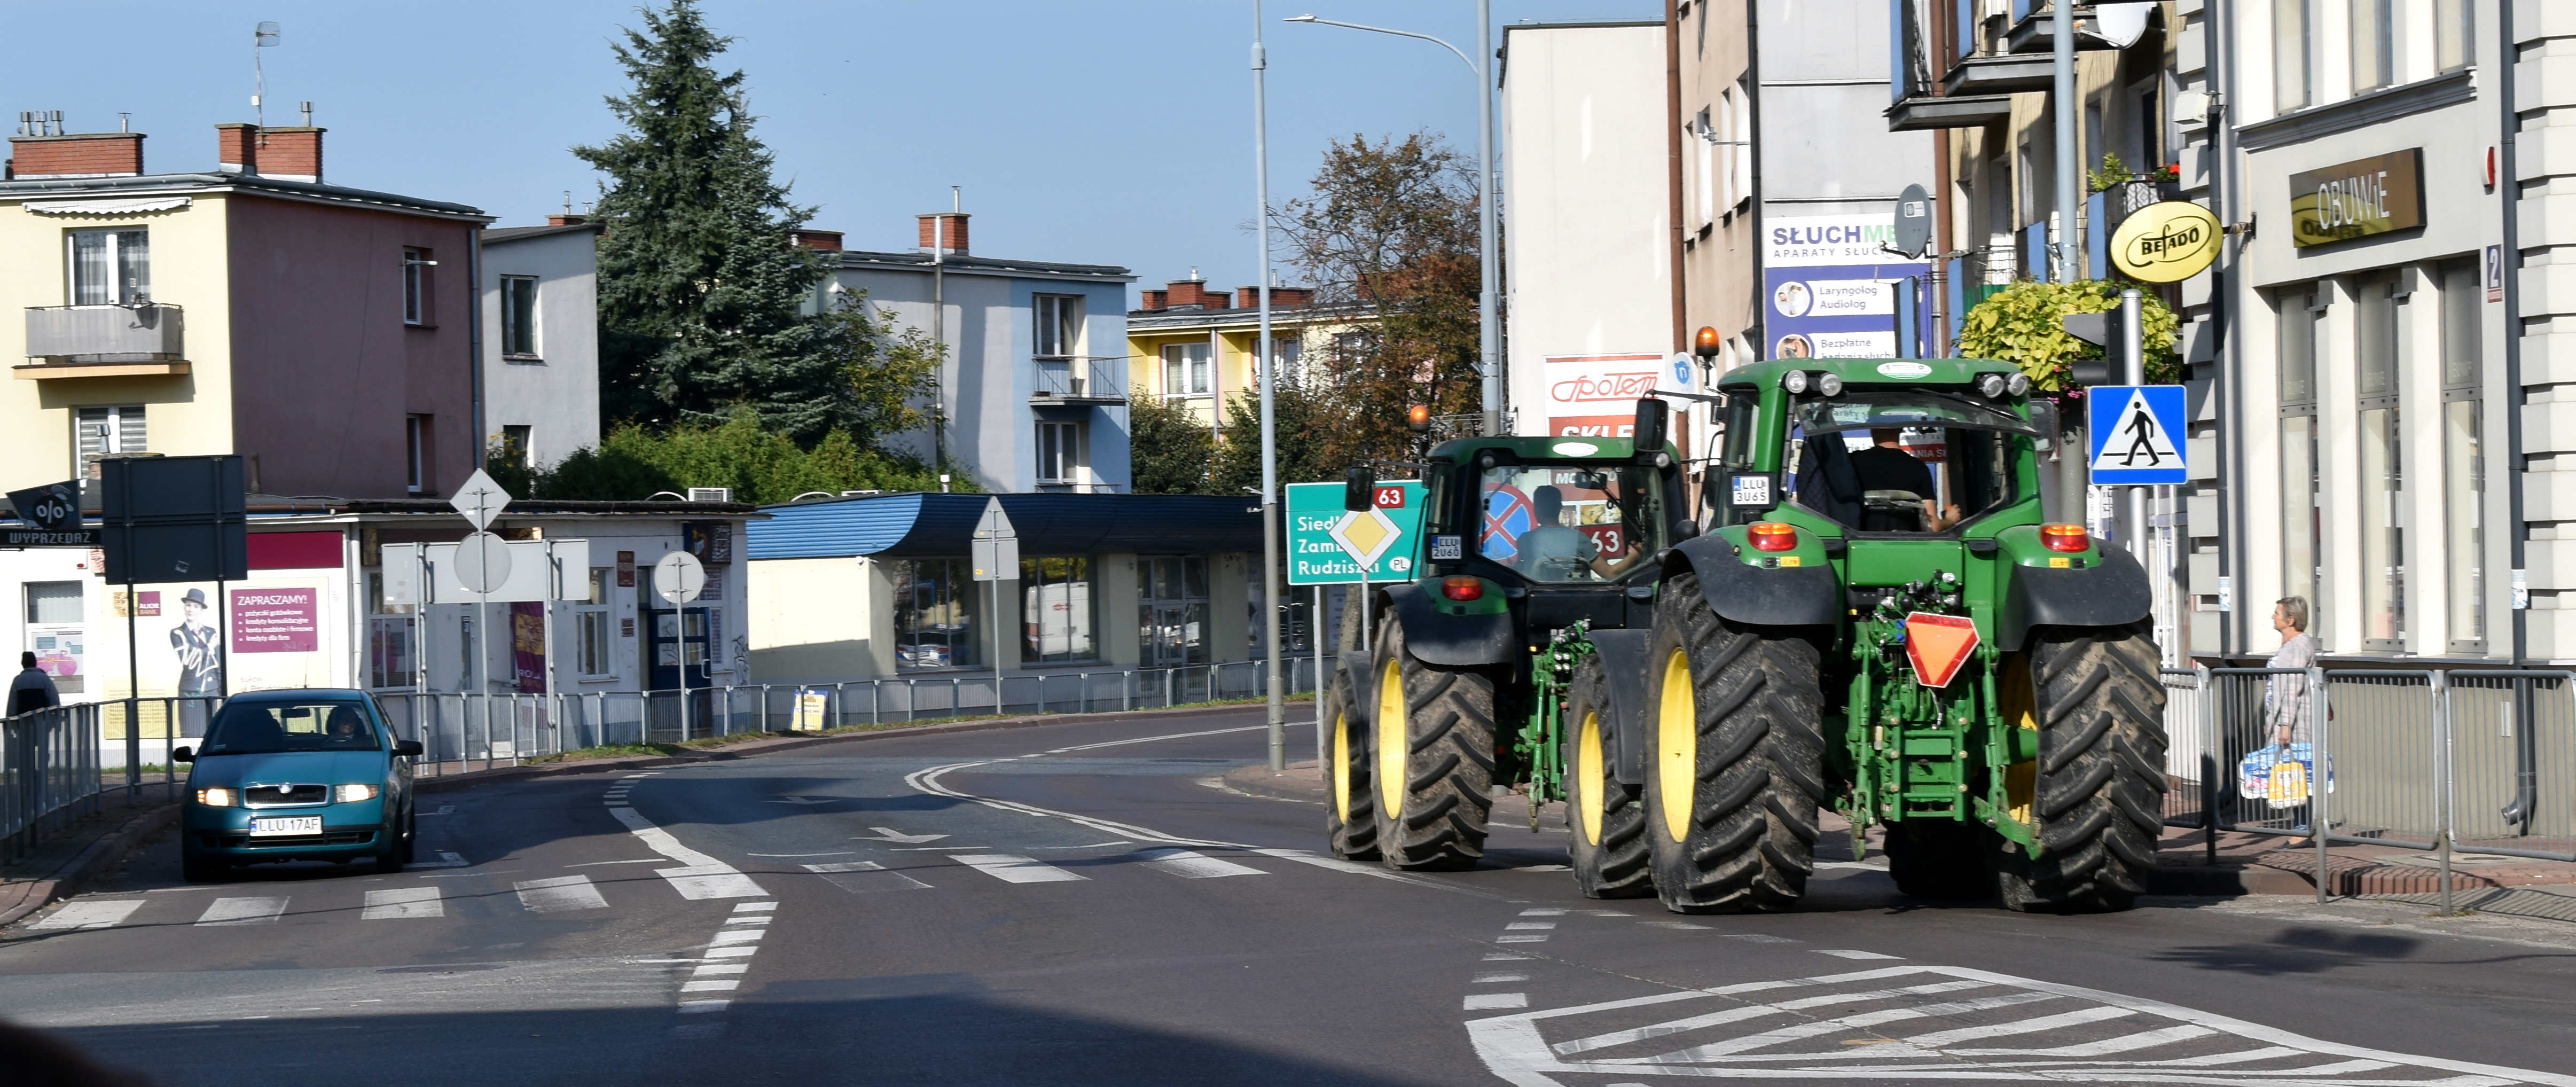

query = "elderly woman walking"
[[2265, 597, 2319, 832]]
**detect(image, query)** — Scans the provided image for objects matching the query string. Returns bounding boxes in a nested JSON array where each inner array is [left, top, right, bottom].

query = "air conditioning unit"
[[686, 487, 732, 503]]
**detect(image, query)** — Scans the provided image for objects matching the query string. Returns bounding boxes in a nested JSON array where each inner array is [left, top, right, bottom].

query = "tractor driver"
[[1847, 428, 1960, 531], [1515, 485, 1601, 580]]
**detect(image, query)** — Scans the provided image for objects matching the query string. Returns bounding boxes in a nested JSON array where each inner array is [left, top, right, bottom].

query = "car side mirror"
[[170, 746, 194, 763], [394, 740, 424, 758]]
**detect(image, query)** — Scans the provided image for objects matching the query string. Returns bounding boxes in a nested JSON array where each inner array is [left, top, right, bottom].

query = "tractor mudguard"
[[1583, 629, 1656, 787], [1999, 544, 2154, 651], [1337, 651, 1376, 726], [1661, 536, 1842, 628], [1381, 582, 1517, 666]]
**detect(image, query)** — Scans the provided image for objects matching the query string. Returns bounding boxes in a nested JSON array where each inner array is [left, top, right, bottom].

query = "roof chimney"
[[792, 229, 843, 251], [917, 212, 969, 256], [257, 126, 323, 183], [1166, 277, 1222, 309], [547, 214, 589, 227], [9, 122, 145, 180], [1137, 288, 1168, 311], [216, 123, 257, 174]]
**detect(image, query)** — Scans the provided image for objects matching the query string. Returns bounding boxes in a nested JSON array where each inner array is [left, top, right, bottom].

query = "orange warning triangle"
[[1904, 612, 1980, 689]]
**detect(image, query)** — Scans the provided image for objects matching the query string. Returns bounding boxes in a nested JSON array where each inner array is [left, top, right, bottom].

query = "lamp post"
[[1286, 3, 1500, 433], [1254, 0, 1286, 772]]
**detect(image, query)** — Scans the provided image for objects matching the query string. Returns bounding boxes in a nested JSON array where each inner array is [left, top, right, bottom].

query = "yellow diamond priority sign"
[[1328, 507, 1399, 569]]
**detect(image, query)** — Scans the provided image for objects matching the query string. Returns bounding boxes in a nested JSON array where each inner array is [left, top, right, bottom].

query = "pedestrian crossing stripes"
[[361, 887, 443, 920], [29, 899, 142, 930], [948, 853, 1086, 883], [515, 875, 610, 913], [1131, 848, 1266, 879], [195, 897, 287, 926]]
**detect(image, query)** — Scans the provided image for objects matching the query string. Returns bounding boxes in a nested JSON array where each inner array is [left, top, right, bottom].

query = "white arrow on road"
[[855, 827, 949, 844]]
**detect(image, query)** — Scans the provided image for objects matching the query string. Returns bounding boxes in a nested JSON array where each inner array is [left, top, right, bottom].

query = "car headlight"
[[197, 787, 237, 807], [1781, 370, 1810, 394], [2006, 372, 2031, 396], [336, 784, 381, 803]]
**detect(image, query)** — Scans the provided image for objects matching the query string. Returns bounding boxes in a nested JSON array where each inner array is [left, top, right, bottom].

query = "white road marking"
[[1475, 973, 1532, 984], [1465, 963, 2576, 1086], [1133, 848, 1267, 879], [604, 806, 767, 900], [949, 854, 1087, 883], [1815, 949, 1901, 959], [1466, 993, 1530, 1010], [804, 860, 933, 892], [733, 902, 776, 912], [514, 875, 609, 913], [802, 862, 886, 873], [854, 827, 948, 843], [708, 929, 764, 945], [680, 980, 739, 992], [32, 900, 144, 930], [1642, 922, 1709, 930], [361, 887, 443, 920], [693, 964, 748, 976], [1521, 908, 1567, 916], [565, 859, 660, 867], [1497, 934, 1549, 943], [1506, 921, 1557, 930], [1484, 952, 1531, 961], [723, 915, 772, 926], [677, 1000, 730, 1013], [704, 946, 758, 959], [1042, 724, 1267, 754], [195, 897, 287, 926]]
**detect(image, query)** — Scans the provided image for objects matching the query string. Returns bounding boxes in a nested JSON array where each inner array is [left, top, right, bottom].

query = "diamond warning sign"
[[2085, 384, 2189, 485], [1903, 612, 1980, 689]]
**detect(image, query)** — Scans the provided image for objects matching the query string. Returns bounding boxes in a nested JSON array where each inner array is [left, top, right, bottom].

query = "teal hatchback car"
[[171, 690, 422, 881]]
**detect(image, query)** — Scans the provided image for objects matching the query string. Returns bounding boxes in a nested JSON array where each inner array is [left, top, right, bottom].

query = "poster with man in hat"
[[170, 587, 222, 698]]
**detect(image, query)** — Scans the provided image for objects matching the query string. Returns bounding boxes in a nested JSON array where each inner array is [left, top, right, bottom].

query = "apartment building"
[[1124, 273, 1350, 434], [481, 214, 602, 471]]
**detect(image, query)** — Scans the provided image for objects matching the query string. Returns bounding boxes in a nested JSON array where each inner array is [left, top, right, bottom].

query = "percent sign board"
[[1285, 481, 1427, 586]]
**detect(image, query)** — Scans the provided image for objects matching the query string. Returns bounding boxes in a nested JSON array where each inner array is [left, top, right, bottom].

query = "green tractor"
[[1320, 356, 2166, 913]]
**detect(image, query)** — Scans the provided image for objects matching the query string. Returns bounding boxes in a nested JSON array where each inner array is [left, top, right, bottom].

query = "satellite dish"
[[256, 21, 281, 46]]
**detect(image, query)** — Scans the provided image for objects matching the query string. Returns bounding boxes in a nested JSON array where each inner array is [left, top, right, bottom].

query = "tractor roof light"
[[1781, 370, 1810, 394], [1747, 522, 1799, 552], [1694, 325, 1724, 358], [1406, 404, 1432, 433], [2006, 372, 2031, 396], [1977, 373, 2009, 398], [1816, 372, 1844, 397], [2039, 523, 2090, 553], [1440, 575, 1484, 602]]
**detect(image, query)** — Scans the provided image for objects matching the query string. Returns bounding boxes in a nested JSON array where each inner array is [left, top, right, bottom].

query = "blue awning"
[[747, 492, 1262, 560]]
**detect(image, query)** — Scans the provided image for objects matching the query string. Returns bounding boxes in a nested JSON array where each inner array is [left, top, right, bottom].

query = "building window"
[[1728, 79, 1752, 209], [1035, 294, 1083, 358], [1264, 334, 1303, 388], [2439, 259, 2484, 650], [2274, 0, 2313, 112], [365, 572, 417, 690], [500, 275, 539, 357], [1020, 557, 1096, 663], [501, 425, 533, 469], [406, 414, 427, 494], [1162, 343, 1211, 396], [68, 229, 150, 306], [577, 568, 615, 677], [1036, 420, 1087, 485], [2354, 270, 2404, 649], [403, 247, 432, 325], [1138, 557, 1210, 669], [891, 558, 983, 670], [74, 404, 146, 484], [1694, 106, 1717, 228], [2350, 0, 2393, 93], [2276, 286, 2321, 635], [2435, 0, 2473, 72]]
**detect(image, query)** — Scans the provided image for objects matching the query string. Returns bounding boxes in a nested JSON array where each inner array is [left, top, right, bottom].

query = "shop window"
[[2354, 270, 2404, 650], [2276, 285, 2322, 638], [365, 572, 417, 690], [1138, 556, 1210, 669], [2439, 259, 2484, 651], [1020, 557, 1097, 664], [578, 567, 616, 677], [24, 582, 84, 695], [891, 558, 983, 670]]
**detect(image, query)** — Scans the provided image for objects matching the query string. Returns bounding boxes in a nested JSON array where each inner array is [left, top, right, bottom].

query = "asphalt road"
[[7, 706, 2576, 1086]]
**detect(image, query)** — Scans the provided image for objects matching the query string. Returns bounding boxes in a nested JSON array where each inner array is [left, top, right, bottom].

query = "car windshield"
[[201, 699, 382, 755], [1476, 462, 1663, 583]]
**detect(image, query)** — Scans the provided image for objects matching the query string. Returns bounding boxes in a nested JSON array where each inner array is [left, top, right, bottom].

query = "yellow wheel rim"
[[2000, 652, 2039, 825], [1332, 709, 1352, 823], [1656, 647, 1697, 842], [1376, 658, 1407, 819], [1577, 710, 1606, 844]]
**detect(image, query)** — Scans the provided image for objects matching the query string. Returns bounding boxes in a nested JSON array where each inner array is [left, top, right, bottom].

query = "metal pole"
[[2435, 670, 2455, 914], [931, 209, 946, 477], [476, 593, 490, 770], [678, 609, 691, 742], [990, 578, 1003, 715], [2312, 664, 2330, 905], [123, 580, 140, 801], [2052, 0, 2077, 283], [2121, 289, 2147, 569], [1314, 585, 1327, 767], [1255, 0, 1285, 773], [1476, 0, 1499, 429]]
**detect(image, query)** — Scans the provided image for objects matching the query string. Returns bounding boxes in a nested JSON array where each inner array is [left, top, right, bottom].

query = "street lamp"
[[1286, 4, 1501, 434]]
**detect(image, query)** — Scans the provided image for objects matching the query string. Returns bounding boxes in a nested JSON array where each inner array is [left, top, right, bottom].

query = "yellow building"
[[1123, 275, 1374, 432]]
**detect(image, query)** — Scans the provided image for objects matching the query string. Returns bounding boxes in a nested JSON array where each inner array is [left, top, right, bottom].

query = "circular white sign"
[[1877, 361, 1934, 379], [1553, 440, 1600, 457], [453, 531, 512, 594], [654, 550, 707, 605], [1773, 280, 1814, 318]]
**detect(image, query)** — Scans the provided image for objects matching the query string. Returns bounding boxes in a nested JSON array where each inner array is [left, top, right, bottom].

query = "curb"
[[0, 801, 181, 930], [418, 699, 1308, 795], [1223, 762, 1325, 804]]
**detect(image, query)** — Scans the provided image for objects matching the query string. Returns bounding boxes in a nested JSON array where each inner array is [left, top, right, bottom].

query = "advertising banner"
[[230, 587, 319, 653], [1763, 214, 1928, 360], [1539, 353, 1675, 439], [511, 601, 547, 693]]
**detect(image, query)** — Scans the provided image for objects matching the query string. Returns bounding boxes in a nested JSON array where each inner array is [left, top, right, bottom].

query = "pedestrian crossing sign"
[[2085, 384, 2189, 485]]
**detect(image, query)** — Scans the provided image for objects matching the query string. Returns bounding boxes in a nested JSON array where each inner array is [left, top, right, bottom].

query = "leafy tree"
[[1126, 394, 1216, 495], [574, 0, 855, 442], [1272, 131, 1488, 472], [531, 410, 963, 504], [1954, 279, 2180, 415], [1211, 384, 1335, 498]]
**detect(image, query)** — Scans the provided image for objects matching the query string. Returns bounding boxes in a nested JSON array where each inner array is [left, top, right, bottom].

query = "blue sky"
[[2, 1, 1656, 299]]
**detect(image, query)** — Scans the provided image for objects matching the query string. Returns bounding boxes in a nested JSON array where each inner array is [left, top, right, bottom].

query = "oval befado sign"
[[2109, 200, 2223, 284]]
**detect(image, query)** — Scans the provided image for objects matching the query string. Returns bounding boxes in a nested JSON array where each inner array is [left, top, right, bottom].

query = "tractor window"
[[1782, 393, 2033, 534], [1704, 393, 1764, 528], [1477, 462, 1663, 583]]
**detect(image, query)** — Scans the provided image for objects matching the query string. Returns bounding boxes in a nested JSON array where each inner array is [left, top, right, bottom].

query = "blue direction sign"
[[1285, 481, 1428, 585], [2085, 384, 2189, 485]]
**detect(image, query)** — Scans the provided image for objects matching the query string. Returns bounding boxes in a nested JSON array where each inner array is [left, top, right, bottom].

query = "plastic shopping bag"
[[2238, 743, 2332, 810]]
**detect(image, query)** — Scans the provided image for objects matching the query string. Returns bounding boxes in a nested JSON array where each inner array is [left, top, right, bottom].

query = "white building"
[[480, 216, 602, 470]]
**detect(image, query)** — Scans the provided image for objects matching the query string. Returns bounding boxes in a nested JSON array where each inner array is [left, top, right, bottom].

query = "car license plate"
[[248, 816, 323, 837]]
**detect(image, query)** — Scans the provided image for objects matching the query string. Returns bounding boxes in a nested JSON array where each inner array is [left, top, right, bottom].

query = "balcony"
[[1029, 357, 1128, 405], [1887, 0, 2012, 131], [20, 304, 191, 379], [1944, 52, 2055, 95], [2002, 0, 2144, 54]]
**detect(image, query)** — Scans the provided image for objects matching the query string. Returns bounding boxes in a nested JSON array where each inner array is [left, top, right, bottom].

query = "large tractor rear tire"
[[1993, 621, 2168, 913], [1883, 819, 1994, 901], [1643, 571, 1828, 913], [1370, 617, 1497, 871], [1322, 675, 1379, 861], [1564, 654, 1653, 898]]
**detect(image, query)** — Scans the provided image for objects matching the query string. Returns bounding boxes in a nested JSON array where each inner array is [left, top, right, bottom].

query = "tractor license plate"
[[249, 816, 323, 837]]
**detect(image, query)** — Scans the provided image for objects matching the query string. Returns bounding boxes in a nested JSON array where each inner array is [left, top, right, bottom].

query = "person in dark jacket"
[[9, 651, 61, 717]]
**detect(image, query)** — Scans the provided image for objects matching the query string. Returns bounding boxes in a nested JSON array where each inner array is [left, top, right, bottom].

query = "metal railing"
[[24, 302, 184, 361], [1031, 356, 1129, 401], [2160, 663, 2576, 909], [3, 697, 216, 862]]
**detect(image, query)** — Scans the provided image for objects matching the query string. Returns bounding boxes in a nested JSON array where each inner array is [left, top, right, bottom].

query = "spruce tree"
[[575, 0, 852, 441]]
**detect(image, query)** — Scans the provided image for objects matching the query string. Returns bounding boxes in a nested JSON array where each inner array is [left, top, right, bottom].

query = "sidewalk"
[[1, 777, 182, 929]]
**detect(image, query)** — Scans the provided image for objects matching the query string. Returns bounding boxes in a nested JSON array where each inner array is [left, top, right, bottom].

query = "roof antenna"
[[563, 190, 574, 216], [298, 100, 312, 127], [252, 21, 281, 127], [951, 185, 961, 213]]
